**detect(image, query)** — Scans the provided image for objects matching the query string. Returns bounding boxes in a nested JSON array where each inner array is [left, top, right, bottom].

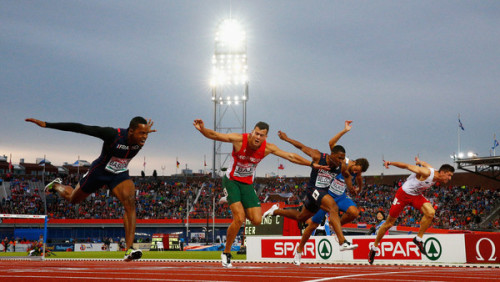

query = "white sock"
[[415, 236, 423, 242]]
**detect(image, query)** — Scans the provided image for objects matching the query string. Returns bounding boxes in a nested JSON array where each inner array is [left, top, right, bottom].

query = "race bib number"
[[105, 157, 131, 174], [233, 163, 256, 178], [329, 178, 346, 195], [315, 170, 333, 188]]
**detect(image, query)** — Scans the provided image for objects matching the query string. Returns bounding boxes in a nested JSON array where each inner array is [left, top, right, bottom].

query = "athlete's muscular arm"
[[383, 160, 431, 178], [355, 174, 364, 193], [266, 142, 329, 170], [26, 118, 116, 141], [277, 131, 321, 160], [342, 163, 356, 195], [329, 120, 352, 151], [193, 119, 242, 143]]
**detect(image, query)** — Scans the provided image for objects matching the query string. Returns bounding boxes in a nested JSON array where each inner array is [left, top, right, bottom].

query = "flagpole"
[[176, 157, 178, 175], [494, 134, 497, 156], [458, 114, 461, 157]]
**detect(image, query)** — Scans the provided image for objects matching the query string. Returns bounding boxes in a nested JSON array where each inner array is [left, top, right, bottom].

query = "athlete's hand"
[[383, 160, 391, 169], [25, 118, 46, 128], [415, 156, 421, 166], [146, 119, 157, 133], [344, 120, 353, 132], [193, 119, 205, 132], [312, 163, 330, 171], [277, 131, 289, 141]]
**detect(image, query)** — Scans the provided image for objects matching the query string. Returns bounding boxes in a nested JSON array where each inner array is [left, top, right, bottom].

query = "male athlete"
[[193, 119, 329, 268], [263, 121, 362, 258], [368, 157, 454, 264], [26, 117, 156, 261]]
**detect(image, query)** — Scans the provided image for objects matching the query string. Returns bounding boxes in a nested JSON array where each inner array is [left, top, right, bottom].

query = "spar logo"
[[424, 237, 442, 261], [318, 239, 332, 260], [261, 239, 316, 259], [354, 238, 422, 260]]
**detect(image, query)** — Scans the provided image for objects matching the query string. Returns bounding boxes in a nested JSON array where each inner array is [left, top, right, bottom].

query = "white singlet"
[[401, 168, 435, 196]]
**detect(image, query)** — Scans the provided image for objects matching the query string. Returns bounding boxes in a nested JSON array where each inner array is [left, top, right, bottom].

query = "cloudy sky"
[[1, 1, 499, 178]]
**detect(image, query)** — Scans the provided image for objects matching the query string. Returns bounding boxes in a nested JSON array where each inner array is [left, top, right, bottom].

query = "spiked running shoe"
[[293, 252, 302, 266], [339, 240, 358, 251], [262, 204, 279, 217], [124, 248, 143, 262], [368, 246, 379, 265], [44, 178, 62, 193], [221, 252, 233, 268], [413, 237, 427, 255]]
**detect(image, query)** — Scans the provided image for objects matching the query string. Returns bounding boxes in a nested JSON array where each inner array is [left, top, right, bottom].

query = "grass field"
[[0, 251, 246, 260]]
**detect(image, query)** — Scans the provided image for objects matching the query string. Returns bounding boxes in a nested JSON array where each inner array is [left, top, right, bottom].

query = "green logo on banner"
[[318, 239, 332, 260], [424, 237, 442, 261]]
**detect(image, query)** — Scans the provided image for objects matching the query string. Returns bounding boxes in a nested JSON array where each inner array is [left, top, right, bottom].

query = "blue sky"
[[1, 1, 499, 177]]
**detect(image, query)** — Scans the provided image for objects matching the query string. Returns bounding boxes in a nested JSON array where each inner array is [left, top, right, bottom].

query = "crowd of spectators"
[[1, 175, 499, 231]]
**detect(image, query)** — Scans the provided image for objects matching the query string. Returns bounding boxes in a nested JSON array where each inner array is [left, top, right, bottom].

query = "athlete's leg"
[[273, 207, 314, 222], [373, 215, 397, 247], [340, 206, 359, 225], [417, 202, 435, 238], [53, 182, 89, 204], [297, 221, 319, 254], [224, 202, 245, 254], [320, 195, 345, 244], [112, 179, 136, 249], [245, 206, 262, 226]]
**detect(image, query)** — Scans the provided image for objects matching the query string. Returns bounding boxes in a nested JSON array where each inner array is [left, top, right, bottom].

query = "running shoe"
[[368, 246, 379, 265], [413, 237, 427, 255], [339, 240, 358, 251], [262, 204, 279, 217], [124, 248, 143, 262], [293, 252, 302, 266], [44, 178, 62, 193], [221, 252, 233, 268]]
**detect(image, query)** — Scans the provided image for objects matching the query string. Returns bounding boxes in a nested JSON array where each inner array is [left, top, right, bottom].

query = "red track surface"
[[0, 260, 499, 281]]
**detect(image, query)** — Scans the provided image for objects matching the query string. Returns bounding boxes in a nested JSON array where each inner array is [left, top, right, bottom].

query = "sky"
[[1, 1, 499, 178]]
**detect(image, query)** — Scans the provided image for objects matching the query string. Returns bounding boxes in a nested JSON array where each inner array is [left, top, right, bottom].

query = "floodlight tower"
[[210, 19, 248, 177]]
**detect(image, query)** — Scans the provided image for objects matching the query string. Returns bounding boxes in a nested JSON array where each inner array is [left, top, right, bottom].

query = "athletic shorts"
[[389, 187, 430, 218], [311, 193, 356, 224], [79, 167, 131, 194], [222, 175, 260, 209], [303, 188, 329, 214]]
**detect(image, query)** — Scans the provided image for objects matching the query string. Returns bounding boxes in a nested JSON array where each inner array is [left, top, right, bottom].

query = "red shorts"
[[389, 187, 429, 218]]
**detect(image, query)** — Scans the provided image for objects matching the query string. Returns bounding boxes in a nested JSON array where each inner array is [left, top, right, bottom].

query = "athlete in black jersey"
[[25, 117, 156, 261]]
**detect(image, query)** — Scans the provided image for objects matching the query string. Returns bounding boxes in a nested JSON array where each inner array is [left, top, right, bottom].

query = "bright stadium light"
[[210, 18, 249, 177]]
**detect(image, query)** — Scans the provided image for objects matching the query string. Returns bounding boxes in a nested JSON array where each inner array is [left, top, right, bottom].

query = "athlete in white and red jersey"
[[368, 157, 454, 264], [226, 133, 266, 184], [193, 119, 329, 268]]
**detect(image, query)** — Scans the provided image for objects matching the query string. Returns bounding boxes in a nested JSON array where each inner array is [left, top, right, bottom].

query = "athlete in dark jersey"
[[263, 121, 359, 254], [25, 117, 156, 261]]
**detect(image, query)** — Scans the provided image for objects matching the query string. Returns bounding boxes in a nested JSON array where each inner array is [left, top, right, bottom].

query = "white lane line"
[[303, 269, 429, 282]]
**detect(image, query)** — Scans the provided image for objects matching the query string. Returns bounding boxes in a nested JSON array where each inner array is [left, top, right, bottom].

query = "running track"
[[0, 259, 498, 281]]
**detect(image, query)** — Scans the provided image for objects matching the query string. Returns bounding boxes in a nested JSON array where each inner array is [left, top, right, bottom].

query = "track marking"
[[303, 269, 429, 281]]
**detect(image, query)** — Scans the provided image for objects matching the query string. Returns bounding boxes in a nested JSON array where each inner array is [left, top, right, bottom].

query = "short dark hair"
[[331, 145, 345, 154], [377, 211, 386, 220], [254, 121, 269, 132], [439, 164, 455, 173], [129, 116, 147, 130], [355, 158, 370, 172]]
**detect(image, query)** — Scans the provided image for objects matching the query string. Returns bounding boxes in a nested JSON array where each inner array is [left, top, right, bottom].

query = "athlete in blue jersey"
[[263, 121, 360, 256], [25, 117, 156, 261]]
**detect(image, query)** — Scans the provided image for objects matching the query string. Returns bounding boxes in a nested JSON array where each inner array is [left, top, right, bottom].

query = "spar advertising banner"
[[464, 233, 500, 263], [247, 234, 468, 264]]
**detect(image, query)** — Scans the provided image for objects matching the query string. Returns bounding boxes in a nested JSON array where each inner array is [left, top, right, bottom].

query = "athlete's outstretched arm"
[[25, 118, 46, 128], [26, 118, 116, 140], [383, 160, 431, 178], [266, 142, 329, 170], [329, 120, 352, 151], [277, 131, 320, 159], [193, 119, 241, 143]]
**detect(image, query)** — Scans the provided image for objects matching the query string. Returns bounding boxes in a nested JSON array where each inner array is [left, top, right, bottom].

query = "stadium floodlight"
[[458, 152, 465, 159], [210, 18, 249, 178], [467, 152, 477, 158]]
